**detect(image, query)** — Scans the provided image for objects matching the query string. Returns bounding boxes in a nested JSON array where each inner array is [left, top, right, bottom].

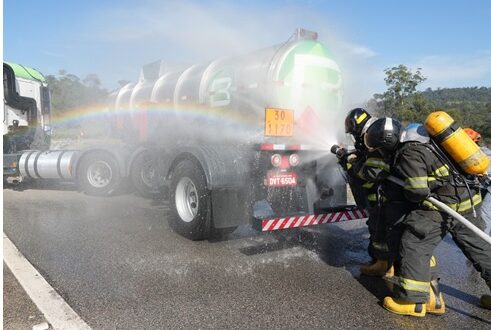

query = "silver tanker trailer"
[[4, 29, 368, 240]]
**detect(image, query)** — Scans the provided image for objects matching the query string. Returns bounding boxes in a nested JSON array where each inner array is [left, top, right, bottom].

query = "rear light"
[[289, 153, 300, 167], [271, 154, 282, 167]]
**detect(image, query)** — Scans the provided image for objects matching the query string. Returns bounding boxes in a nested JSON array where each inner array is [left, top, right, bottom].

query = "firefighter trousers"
[[395, 206, 491, 303], [367, 202, 413, 263], [367, 205, 387, 260]]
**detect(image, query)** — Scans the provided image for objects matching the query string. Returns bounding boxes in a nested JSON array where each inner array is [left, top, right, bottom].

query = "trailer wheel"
[[77, 152, 121, 196], [169, 160, 210, 240], [131, 152, 161, 198]]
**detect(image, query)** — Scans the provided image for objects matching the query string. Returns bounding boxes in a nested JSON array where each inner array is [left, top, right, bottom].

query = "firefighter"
[[340, 108, 393, 277], [464, 128, 482, 145], [463, 128, 490, 201], [364, 118, 491, 316]]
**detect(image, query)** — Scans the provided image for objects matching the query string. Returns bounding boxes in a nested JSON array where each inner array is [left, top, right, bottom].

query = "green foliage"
[[367, 66, 491, 145], [422, 86, 491, 104], [46, 70, 110, 138], [46, 70, 107, 115], [373, 65, 426, 117], [384, 65, 426, 102]]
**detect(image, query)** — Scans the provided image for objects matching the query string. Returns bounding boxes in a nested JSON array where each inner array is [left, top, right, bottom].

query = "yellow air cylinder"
[[424, 111, 489, 175]]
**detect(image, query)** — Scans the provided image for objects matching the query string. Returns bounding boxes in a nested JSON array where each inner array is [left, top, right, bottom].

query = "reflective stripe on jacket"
[[347, 151, 390, 206], [393, 142, 482, 211]]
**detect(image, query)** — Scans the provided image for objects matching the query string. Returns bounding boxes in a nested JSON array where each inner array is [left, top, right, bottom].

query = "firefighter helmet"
[[400, 123, 430, 144], [364, 117, 402, 155], [345, 108, 372, 137], [464, 128, 481, 144]]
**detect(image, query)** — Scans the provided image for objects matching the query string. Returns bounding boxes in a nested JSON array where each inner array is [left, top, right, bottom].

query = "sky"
[[3, 0, 491, 105]]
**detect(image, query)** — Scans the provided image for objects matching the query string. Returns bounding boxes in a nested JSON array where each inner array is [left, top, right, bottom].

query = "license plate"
[[266, 171, 298, 187], [264, 108, 294, 137]]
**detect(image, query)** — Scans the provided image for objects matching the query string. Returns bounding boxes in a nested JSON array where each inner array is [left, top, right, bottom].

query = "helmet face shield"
[[349, 133, 356, 144], [363, 132, 380, 152], [361, 117, 377, 136], [364, 117, 402, 156]]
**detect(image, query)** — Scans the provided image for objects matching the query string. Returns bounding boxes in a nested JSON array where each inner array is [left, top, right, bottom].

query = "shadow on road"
[[230, 221, 371, 269], [439, 284, 491, 324], [224, 221, 491, 325], [3, 179, 158, 198], [4, 180, 77, 192]]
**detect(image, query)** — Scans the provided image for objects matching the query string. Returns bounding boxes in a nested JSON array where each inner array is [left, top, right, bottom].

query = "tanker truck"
[[4, 29, 368, 240]]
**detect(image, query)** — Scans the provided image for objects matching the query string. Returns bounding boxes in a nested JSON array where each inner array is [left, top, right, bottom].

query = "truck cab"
[[3, 62, 51, 178]]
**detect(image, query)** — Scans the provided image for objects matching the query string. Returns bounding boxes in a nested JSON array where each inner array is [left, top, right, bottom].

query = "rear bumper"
[[253, 206, 368, 232]]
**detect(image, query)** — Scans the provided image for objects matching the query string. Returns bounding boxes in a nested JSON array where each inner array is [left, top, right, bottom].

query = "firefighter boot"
[[481, 295, 491, 310], [383, 297, 426, 317], [360, 259, 391, 277], [427, 280, 445, 315]]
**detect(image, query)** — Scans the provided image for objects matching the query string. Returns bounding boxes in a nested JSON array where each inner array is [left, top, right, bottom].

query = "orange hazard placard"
[[264, 108, 294, 137]]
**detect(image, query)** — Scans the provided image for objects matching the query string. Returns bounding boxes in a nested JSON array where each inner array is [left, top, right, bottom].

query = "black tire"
[[77, 152, 121, 196], [169, 160, 210, 240], [130, 152, 161, 198]]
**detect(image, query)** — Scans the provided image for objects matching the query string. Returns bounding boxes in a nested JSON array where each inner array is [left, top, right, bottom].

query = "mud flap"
[[211, 188, 250, 229]]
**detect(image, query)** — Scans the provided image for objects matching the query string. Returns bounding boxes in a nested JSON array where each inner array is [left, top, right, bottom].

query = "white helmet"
[[361, 117, 377, 136], [400, 123, 430, 143]]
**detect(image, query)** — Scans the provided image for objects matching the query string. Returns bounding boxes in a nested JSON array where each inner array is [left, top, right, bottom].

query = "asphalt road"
[[3, 263, 49, 330], [3, 183, 491, 329]]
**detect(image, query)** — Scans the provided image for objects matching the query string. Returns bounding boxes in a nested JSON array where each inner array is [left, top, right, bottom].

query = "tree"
[[373, 65, 427, 118], [45, 70, 112, 137], [83, 73, 102, 88], [367, 73, 491, 145], [385, 65, 425, 101], [118, 80, 131, 87], [46, 70, 107, 114]]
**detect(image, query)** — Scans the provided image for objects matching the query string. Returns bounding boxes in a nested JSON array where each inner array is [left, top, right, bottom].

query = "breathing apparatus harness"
[[425, 139, 480, 217]]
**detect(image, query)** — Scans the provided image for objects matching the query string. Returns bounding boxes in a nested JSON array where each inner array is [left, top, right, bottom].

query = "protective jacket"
[[344, 149, 392, 260], [348, 150, 390, 206], [393, 142, 482, 213]]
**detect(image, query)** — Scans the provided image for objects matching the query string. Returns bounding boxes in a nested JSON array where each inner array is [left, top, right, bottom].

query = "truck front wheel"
[[77, 152, 121, 196], [169, 160, 210, 240]]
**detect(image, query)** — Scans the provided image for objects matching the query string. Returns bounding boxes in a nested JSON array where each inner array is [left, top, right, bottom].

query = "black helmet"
[[345, 108, 372, 137], [364, 117, 402, 155]]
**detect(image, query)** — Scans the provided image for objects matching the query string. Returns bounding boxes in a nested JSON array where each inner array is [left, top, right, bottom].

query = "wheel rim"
[[140, 161, 156, 188], [86, 161, 113, 188], [175, 177, 199, 223]]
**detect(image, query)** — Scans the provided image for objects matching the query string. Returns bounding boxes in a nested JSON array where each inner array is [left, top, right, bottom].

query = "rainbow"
[[50, 103, 261, 132]]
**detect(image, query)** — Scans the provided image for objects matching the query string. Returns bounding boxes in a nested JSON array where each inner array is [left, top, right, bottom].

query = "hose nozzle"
[[330, 144, 347, 158]]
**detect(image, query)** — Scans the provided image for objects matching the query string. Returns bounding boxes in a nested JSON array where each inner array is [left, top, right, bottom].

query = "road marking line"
[[3, 233, 91, 330]]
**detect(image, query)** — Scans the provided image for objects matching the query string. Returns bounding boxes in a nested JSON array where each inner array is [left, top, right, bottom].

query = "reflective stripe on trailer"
[[261, 209, 369, 231], [259, 144, 312, 151]]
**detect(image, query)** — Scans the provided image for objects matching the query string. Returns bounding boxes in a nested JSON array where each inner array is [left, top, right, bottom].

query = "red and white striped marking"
[[261, 209, 368, 231]]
